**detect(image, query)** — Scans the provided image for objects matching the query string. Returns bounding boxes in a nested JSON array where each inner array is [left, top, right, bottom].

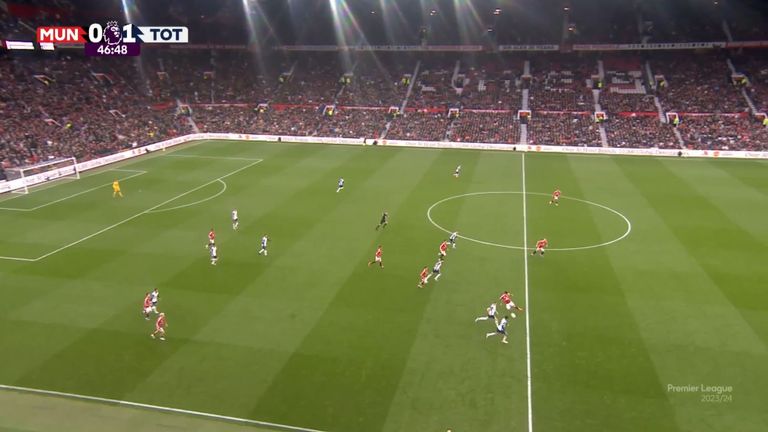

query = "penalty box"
[[0, 156, 262, 262]]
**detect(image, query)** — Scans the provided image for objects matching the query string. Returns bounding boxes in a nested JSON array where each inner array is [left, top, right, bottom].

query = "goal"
[[3, 157, 80, 194]]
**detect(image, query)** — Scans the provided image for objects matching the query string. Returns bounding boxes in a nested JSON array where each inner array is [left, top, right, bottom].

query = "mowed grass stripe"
[[383, 150, 528, 432], [524, 153, 679, 431], [659, 158, 768, 241], [121, 146, 410, 419], [2, 145, 303, 402], [706, 159, 768, 197], [249, 149, 481, 432], [616, 157, 768, 341], [0, 387, 310, 432], [610, 156, 768, 432]]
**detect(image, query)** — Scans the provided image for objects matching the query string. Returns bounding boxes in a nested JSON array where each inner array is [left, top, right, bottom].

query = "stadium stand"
[[528, 113, 602, 147], [3, 45, 768, 169], [604, 116, 679, 149]]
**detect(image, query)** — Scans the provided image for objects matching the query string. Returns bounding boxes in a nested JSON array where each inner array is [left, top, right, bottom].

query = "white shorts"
[[144, 306, 153, 314], [374, 256, 382, 262], [439, 250, 446, 256], [505, 302, 516, 310], [536, 247, 545, 252]]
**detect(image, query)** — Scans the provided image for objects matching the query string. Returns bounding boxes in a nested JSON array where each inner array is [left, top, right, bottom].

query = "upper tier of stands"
[[1, 50, 767, 174]]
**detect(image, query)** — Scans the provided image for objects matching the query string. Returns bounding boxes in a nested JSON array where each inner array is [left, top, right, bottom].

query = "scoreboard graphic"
[[5, 20, 190, 56]]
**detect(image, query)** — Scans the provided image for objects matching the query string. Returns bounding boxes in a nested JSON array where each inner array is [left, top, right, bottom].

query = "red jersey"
[[143, 295, 152, 308], [208, 230, 215, 241], [439, 242, 448, 252], [375, 248, 382, 258], [536, 239, 548, 248], [553, 190, 561, 199], [156, 315, 166, 329], [500, 293, 512, 304], [420, 268, 429, 278]]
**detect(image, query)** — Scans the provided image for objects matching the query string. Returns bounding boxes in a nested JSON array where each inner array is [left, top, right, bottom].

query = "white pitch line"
[[427, 191, 632, 251], [0, 255, 36, 262], [0, 384, 327, 432], [146, 179, 227, 214], [521, 153, 534, 432], [0, 159, 262, 262], [0, 171, 147, 212], [165, 153, 263, 162]]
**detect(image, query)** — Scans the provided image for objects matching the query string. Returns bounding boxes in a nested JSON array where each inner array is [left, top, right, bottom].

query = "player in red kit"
[[142, 293, 153, 320], [418, 266, 430, 287], [549, 188, 561, 206], [151, 313, 167, 340], [205, 228, 215, 249], [500, 291, 524, 314], [532, 238, 548, 256], [368, 245, 384, 268], [438, 240, 448, 258]]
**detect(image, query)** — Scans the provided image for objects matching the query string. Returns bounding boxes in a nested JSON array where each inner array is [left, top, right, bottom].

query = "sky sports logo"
[[31, 21, 189, 56]]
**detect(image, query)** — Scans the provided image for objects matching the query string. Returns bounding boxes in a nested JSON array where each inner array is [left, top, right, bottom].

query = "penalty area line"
[[0, 159, 262, 262], [0, 170, 147, 212], [0, 384, 328, 432]]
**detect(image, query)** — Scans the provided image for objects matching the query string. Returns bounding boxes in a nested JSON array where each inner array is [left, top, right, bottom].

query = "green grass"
[[0, 140, 766, 432]]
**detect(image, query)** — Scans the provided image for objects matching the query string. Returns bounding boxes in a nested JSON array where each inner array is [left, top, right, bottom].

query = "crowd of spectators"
[[271, 55, 342, 106], [734, 57, 768, 113], [315, 109, 387, 139], [336, 58, 411, 108], [677, 116, 768, 151], [604, 116, 679, 148], [386, 112, 449, 141], [527, 113, 602, 147], [4, 50, 768, 171], [530, 58, 595, 111], [458, 64, 521, 111], [0, 55, 182, 169], [451, 112, 520, 144], [654, 55, 747, 113], [599, 57, 657, 113], [600, 91, 657, 113], [410, 58, 459, 109]]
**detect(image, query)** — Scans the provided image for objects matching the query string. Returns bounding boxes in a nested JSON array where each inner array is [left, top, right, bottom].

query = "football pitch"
[[0, 139, 766, 432]]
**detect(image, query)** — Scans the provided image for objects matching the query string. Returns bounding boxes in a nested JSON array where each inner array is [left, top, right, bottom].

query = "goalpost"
[[3, 157, 80, 195]]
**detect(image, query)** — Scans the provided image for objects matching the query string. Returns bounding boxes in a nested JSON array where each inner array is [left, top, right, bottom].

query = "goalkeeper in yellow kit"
[[112, 179, 123, 198]]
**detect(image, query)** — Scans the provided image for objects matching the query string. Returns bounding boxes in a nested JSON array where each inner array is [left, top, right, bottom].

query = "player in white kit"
[[486, 316, 509, 344], [210, 244, 218, 265], [475, 303, 497, 322], [232, 209, 239, 230]]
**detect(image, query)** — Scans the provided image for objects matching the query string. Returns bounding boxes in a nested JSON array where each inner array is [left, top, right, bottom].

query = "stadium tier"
[[1, 2, 767, 432], [3, 49, 768, 170]]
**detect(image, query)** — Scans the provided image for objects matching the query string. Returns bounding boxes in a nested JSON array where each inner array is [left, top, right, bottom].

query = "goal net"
[[3, 157, 80, 194]]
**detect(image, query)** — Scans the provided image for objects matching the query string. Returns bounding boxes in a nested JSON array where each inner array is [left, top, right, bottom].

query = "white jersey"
[[232, 210, 238, 221], [150, 290, 159, 305], [261, 236, 268, 248], [487, 303, 497, 316], [455, 165, 461, 173], [449, 232, 458, 242], [338, 178, 344, 187], [433, 260, 443, 272], [497, 317, 508, 332], [210, 245, 218, 257]]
